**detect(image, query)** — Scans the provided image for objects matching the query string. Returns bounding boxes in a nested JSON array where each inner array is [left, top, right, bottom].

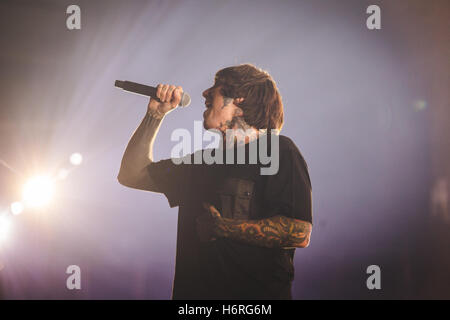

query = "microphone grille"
[[180, 92, 191, 107]]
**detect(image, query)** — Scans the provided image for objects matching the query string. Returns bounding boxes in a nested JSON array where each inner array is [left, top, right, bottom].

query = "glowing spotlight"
[[0, 214, 12, 243], [70, 153, 83, 166], [10, 201, 24, 215], [22, 175, 55, 208]]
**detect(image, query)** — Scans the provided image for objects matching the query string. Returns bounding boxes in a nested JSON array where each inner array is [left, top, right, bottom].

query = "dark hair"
[[214, 64, 284, 130]]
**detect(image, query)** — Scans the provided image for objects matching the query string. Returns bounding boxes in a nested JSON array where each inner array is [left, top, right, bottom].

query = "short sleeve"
[[146, 157, 193, 208], [264, 146, 313, 224]]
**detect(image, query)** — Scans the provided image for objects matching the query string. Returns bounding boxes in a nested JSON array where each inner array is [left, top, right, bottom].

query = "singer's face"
[[202, 86, 240, 132]]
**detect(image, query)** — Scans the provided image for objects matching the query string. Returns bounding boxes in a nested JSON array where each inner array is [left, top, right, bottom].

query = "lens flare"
[[70, 153, 83, 166], [0, 214, 12, 243], [22, 175, 55, 208], [10, 201, 24, 215]]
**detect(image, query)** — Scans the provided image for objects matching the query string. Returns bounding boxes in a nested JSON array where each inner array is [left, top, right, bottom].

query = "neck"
[[221, 127, 266, 148]]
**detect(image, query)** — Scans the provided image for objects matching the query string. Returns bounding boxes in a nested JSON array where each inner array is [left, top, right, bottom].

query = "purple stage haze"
[[0, 0, 448, 299]]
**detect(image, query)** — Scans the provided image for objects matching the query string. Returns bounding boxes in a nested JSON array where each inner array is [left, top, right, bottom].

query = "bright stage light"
[[70, 153, 83, 166], [22, 175, 55, 208], [10, 201, 24, 215], [0, 214, 12, 243]]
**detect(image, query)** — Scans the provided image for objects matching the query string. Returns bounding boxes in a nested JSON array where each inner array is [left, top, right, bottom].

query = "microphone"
[[114, 80, 191, 107]]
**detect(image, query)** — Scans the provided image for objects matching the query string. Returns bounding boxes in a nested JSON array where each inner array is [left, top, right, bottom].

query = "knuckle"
[[156, 85, 162, 98]]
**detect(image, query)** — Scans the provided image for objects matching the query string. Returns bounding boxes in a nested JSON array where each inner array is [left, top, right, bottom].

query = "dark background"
[[0, 0, 448, 299]]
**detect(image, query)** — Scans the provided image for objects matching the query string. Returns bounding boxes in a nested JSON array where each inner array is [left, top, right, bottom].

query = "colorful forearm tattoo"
[[215, 215, 312, 248]]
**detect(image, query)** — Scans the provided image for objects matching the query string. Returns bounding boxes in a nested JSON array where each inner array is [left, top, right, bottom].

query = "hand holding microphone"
[[114, 80, 191, 118], [147, 84, 184, 118]]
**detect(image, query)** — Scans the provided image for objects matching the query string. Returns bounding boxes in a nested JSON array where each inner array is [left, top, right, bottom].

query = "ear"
[[234, 97, 244, 105]]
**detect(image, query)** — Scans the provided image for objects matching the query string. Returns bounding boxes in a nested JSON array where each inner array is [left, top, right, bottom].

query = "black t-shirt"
[[146, 134, 312, 299]]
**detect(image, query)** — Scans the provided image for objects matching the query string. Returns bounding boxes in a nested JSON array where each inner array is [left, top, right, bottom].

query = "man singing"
[[118, 64, 312, 299]]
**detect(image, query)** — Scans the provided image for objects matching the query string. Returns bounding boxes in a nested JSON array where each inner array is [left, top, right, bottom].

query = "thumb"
[[209, 205, 221, 218]]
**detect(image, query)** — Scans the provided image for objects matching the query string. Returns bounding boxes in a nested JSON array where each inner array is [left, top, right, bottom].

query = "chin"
[[203, 117, 217, 130]]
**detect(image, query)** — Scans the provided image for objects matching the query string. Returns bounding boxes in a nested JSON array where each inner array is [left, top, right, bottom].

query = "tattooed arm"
[[217, 215, 312, 248], [198, 204, 312, 248], [117, 110, 162, 189], [118, 84, 182, 190]]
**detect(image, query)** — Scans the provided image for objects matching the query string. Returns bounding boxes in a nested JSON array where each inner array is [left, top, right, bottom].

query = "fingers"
[[156, 84, 163, 100], [156, 84, 183, 105], [173, 86, 183, 106], [165, 85, 175, 102], [209, 206, 221, 218], [202, 202, 221, 219], [157, 84, 169, 102]]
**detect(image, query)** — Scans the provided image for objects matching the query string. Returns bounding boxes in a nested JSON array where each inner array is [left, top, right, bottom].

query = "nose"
[[202, 89, 209, 99]]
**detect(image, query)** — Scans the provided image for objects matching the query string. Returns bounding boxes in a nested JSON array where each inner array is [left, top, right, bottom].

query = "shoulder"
[[277, 135, 306, 164], [276, 135, 311, 187], [278, 135, 298, 151]]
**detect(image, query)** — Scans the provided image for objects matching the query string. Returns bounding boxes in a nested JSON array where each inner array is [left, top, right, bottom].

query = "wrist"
[[147, 108, 166, 120], [213, 217, 234, 238], [212, 218, 224, 238]]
